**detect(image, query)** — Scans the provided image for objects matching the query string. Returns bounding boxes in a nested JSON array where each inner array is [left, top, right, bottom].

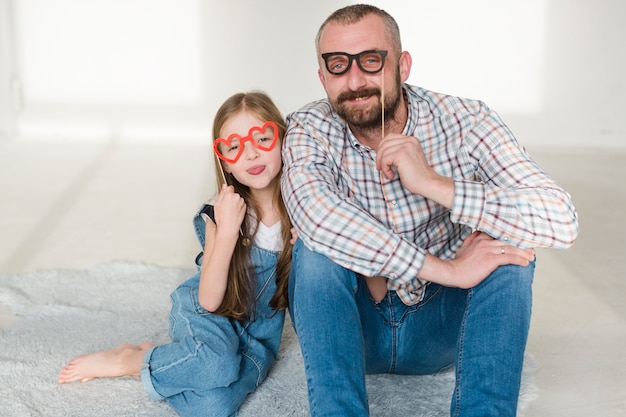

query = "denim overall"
[[140, 204, 285, 417]]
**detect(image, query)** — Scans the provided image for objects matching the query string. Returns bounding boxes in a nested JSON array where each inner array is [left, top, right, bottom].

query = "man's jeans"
[[288, 239, 534, 417]]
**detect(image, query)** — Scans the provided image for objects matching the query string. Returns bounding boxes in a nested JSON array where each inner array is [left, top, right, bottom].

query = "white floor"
[[1, 139, 625, 416]]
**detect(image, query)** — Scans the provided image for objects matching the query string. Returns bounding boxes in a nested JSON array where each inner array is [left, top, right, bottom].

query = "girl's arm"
[[197, 185, 246, 311]]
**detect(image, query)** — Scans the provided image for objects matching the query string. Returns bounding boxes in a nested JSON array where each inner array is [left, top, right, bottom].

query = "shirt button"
[[503, 236, 509, 241], [391, 200, 397, 206], [462, 217, 469, 223], [389, 273, 397, 279]]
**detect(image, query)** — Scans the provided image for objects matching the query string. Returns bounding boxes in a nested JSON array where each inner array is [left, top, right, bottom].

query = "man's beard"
[[331, 73, 402, 130]]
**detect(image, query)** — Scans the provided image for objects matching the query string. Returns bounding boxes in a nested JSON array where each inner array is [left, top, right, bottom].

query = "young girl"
[[58, 91, 293, 417]]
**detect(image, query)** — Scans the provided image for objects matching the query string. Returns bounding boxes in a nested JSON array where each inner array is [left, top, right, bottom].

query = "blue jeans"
[[288, 239, 534, 417], [141, 246, 285, 417]]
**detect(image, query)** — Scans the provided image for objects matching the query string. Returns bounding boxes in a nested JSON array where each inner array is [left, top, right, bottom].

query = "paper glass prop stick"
[[381, 66, 385, 138]]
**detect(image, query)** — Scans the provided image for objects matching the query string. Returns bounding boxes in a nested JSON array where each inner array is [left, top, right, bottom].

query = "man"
[[281, 4, 578, 417]]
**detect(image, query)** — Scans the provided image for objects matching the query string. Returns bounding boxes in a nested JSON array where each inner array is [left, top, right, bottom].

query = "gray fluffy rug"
[[0, 262, 537, 416]]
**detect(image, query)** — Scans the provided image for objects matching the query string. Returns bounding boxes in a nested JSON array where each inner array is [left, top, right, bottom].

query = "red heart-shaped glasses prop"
[[214, 121, 278, 163]]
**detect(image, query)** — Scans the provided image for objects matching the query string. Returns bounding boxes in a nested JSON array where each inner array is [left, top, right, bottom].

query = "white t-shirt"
[[254, 220, 282, 251]]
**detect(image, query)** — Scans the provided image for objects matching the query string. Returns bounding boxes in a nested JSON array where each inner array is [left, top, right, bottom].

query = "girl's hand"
[[214, 184, 246, 238]]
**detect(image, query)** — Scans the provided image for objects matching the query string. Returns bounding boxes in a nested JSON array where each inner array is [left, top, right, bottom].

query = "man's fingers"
[[499, 245, 535, 265]]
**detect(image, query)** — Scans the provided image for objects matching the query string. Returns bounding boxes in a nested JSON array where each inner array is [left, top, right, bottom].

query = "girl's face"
[[218, 111, 282, 193]]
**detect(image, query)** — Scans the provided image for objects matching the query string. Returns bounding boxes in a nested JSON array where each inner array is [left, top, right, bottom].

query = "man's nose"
[[346, 60, 368, 90]]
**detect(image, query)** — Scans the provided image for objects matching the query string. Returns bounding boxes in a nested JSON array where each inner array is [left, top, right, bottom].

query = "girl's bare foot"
[[58, 342, 154, 384]]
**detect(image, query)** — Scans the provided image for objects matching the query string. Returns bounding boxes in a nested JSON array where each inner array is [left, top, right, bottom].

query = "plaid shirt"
[[281, 84, 578, 305]]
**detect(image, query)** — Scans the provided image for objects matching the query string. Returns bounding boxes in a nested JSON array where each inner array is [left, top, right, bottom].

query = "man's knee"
[[290, 239, 356, 292], [481, 260, 535, 291], [472, 260, 536, 322]]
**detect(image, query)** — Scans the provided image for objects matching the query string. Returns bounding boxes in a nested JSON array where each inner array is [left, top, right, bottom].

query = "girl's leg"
[[162, 351, 262, 417], [58, 342, 154, 384], [141, 281, 242, 400], [147, 265, 281, 416]]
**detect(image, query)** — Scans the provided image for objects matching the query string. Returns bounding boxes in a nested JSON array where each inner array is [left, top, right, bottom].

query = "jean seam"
[[241, 350, 264, 386], [389, 301, 397, 373], [453, 287, 472, 417], [291, 287, 317, 414]]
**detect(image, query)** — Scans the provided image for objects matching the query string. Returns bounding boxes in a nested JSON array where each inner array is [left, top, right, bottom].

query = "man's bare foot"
[[58, 342, 154, 384]]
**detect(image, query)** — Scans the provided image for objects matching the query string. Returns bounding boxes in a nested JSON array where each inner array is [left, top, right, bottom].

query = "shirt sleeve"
[[449, 103, 579, 249], [280, 113, 426, 287]]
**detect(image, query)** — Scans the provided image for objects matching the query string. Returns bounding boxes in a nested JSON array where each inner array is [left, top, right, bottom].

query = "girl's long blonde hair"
[[211, 91, 291, 322]]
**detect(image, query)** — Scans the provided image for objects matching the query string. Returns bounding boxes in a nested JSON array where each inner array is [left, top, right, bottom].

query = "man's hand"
[[376, 133, 454, 208], [290, 227, 298, 245], [419, 231, 535, 289], [365, 276, 388, 303]]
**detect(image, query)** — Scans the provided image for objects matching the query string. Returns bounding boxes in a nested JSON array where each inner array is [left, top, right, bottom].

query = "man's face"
[[317, 14, 405, 130]]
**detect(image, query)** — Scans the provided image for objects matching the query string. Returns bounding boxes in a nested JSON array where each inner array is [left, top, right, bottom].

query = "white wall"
[[0, 0, 17, 143], [2, 0, 625, 147]]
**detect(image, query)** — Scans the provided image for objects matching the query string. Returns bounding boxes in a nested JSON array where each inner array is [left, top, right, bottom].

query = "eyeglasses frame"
[[213, 121, 279, 164], [321, 49, 388, 75]]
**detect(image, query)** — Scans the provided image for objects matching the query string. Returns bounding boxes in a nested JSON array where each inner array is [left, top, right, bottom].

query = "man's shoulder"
[[406, 84, 489, 118], [287, 98, 336, 123]]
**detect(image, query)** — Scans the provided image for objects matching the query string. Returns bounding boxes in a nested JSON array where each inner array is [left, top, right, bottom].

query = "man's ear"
[[399, 51, 412, 83], [318, 68, 328, 91]]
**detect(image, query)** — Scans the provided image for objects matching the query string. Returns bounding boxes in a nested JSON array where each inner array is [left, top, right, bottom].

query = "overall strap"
[[194, 204, 215, 267]]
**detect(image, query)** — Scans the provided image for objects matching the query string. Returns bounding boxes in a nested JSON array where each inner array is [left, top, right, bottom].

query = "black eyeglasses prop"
[[321, 49, 388, 75]]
